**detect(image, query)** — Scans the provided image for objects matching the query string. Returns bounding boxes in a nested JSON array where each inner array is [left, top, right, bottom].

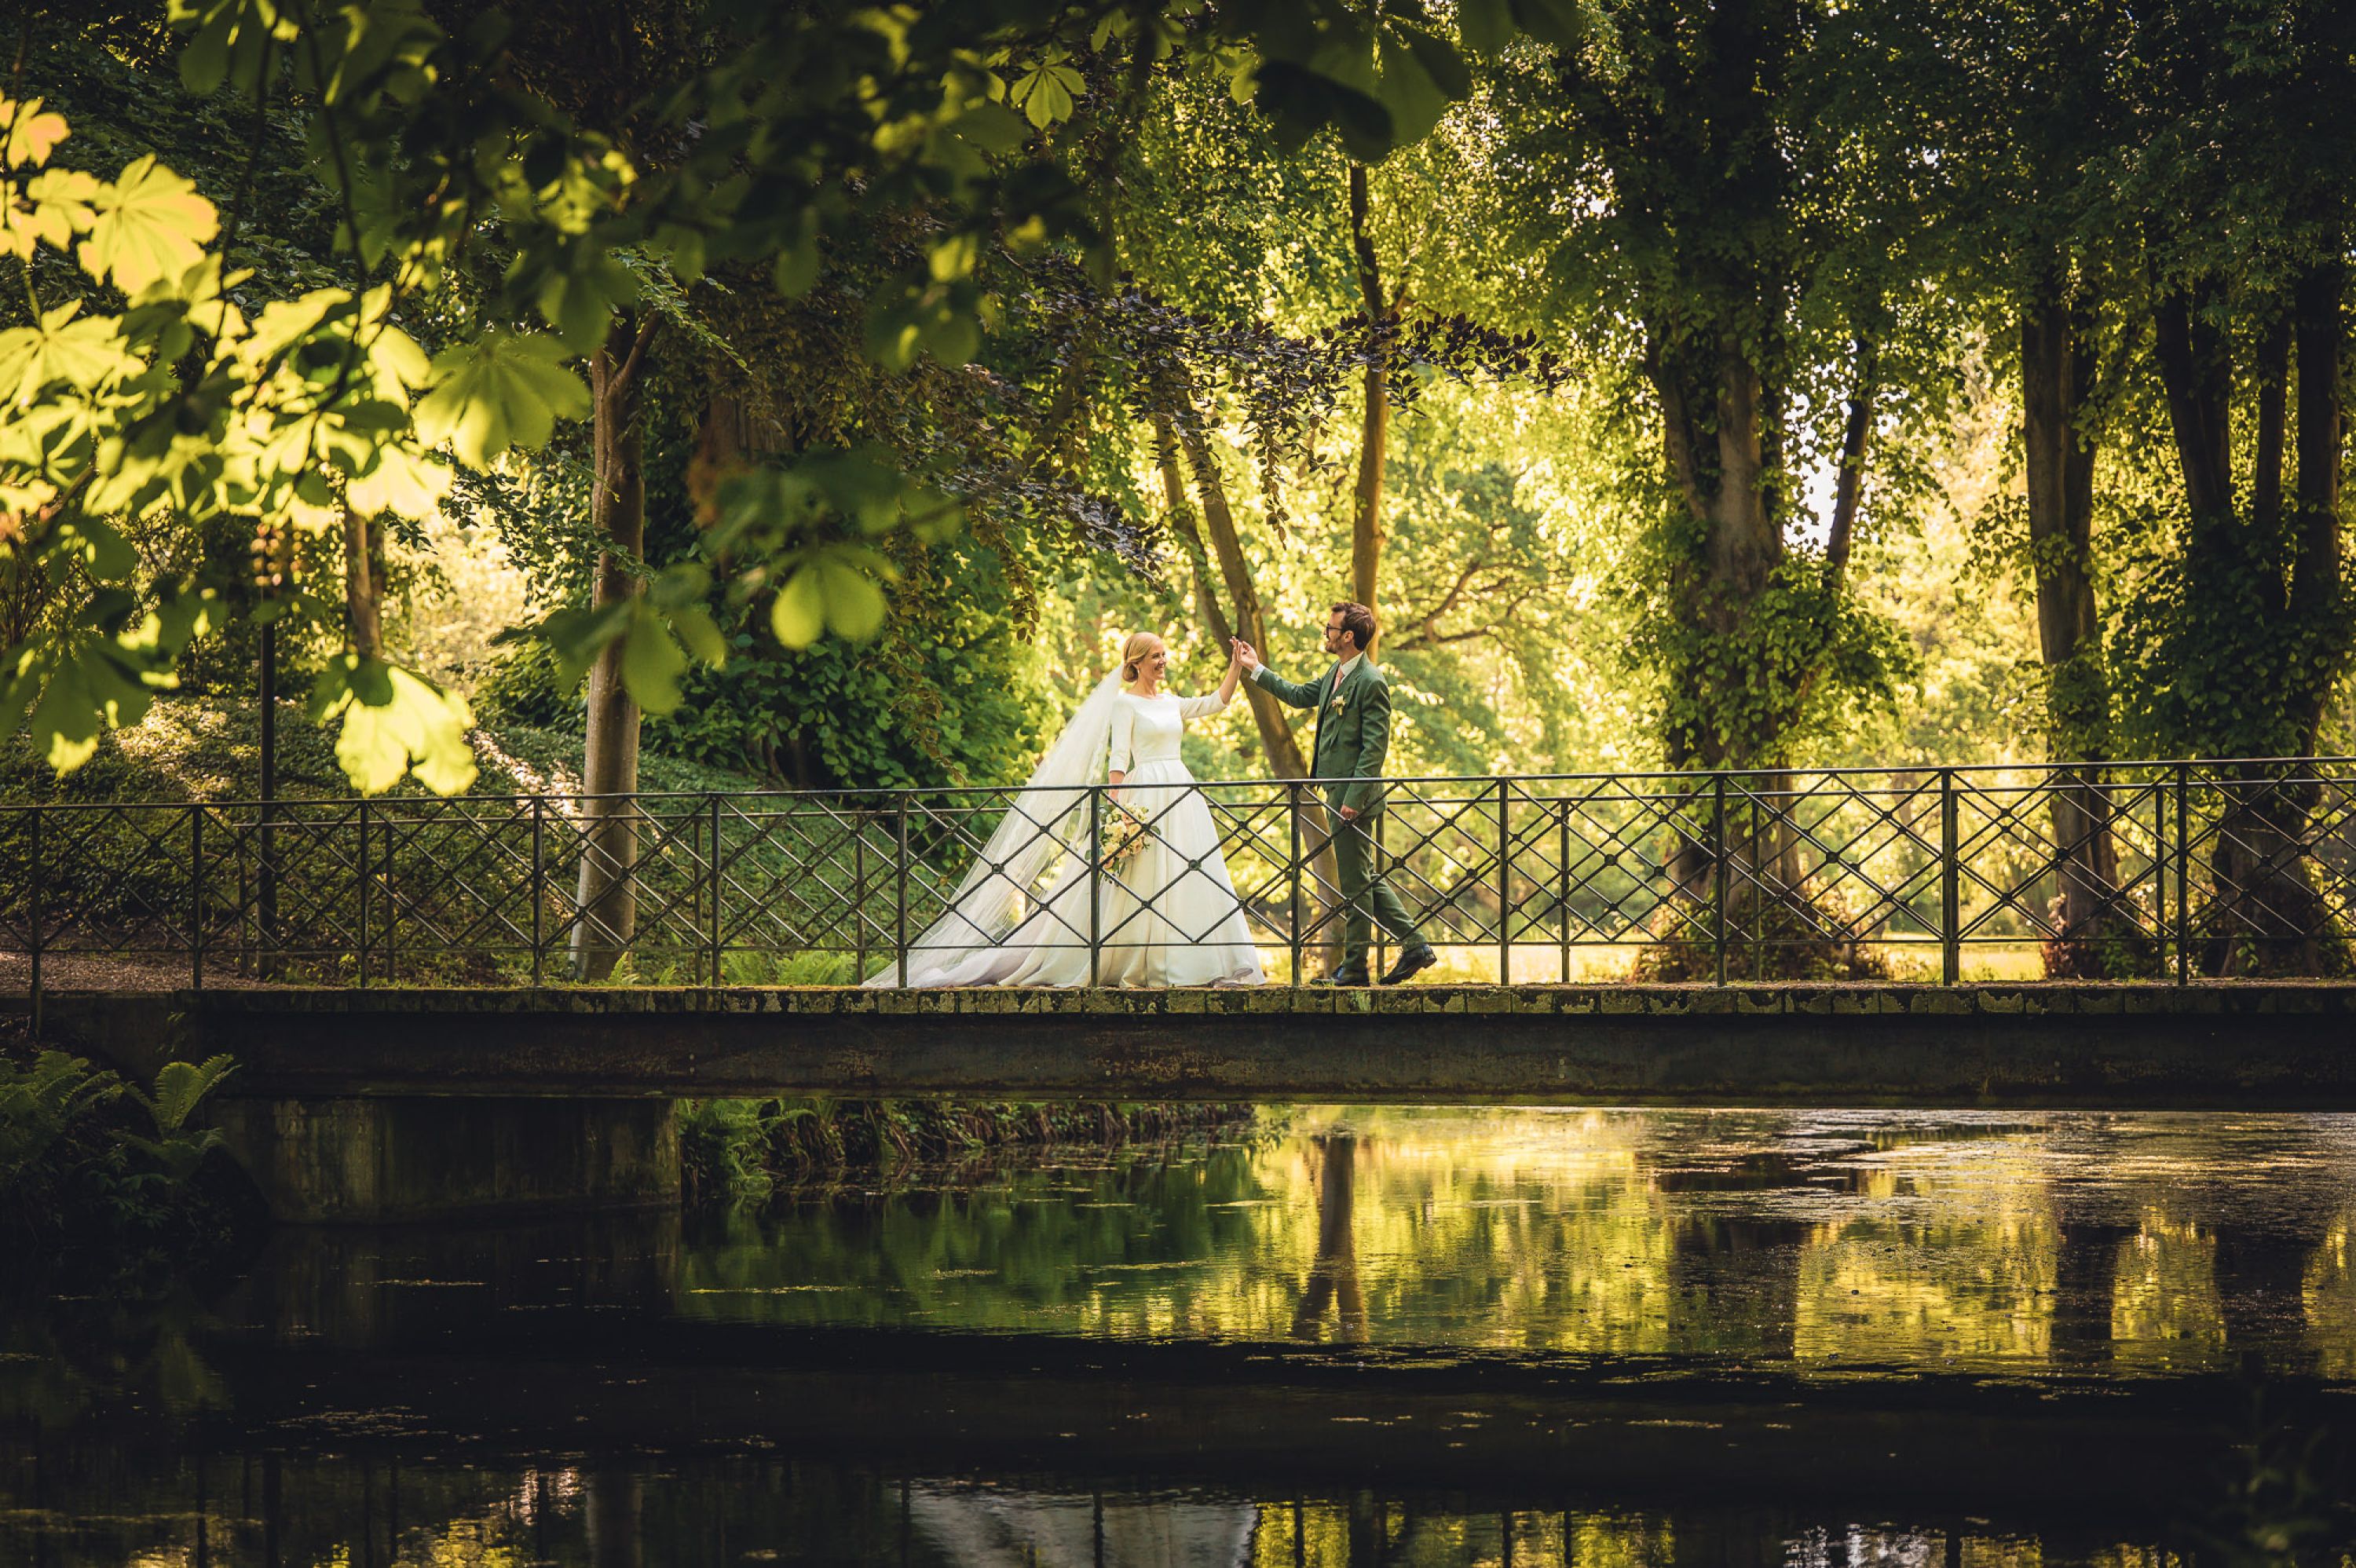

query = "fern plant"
[[0, 1051, 121, 1192], [117, 1055, 237, 1186]]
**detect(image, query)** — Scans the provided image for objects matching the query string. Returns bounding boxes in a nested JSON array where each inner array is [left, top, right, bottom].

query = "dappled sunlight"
[[1791, 1135, 2062, 1367], [2109, 1208, 2227, 1373], [668, 1109, 2356, 1378]]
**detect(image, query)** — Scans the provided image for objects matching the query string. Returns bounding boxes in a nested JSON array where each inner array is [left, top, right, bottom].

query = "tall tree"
[[1491, 0, 1948, 970], [1348, 163, 1395, 612], [572, 312, 659, 974], [2109, 0, 2356, 973], [1937, 0, 2138, 966]]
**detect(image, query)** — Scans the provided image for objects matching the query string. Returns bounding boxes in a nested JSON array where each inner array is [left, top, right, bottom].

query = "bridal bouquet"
[[1099, 801, 1151, 877]]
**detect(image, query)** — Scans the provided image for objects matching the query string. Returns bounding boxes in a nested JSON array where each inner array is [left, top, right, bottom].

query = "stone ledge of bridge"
[[71, 978, 2356, 1018], [17, 978, 2356, 1118]]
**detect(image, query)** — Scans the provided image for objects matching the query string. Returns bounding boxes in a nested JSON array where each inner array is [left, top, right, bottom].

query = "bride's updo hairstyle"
[[1119, 631, 1162, 685]]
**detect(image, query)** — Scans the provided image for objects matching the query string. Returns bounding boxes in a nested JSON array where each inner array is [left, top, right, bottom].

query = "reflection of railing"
[[2, 759, 2351, 1000]]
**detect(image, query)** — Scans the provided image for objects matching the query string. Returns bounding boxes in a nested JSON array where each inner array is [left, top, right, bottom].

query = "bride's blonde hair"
[[1119, 631, 1163, 685]]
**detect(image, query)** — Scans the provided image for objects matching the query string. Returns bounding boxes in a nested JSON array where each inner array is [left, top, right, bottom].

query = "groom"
[[1235, 604, 1437, 985]]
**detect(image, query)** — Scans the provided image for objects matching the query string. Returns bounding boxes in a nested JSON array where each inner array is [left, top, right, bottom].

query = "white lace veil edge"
[[862, 671, 1123, 985]]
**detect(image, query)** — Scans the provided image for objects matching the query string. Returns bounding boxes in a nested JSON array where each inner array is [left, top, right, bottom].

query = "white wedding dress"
[[866, 678, 1266, 989]]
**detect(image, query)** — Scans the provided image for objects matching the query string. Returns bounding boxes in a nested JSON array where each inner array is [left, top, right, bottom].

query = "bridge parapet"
[[5, 758, 2352, 1003], [25, 980, 2356, 1108]]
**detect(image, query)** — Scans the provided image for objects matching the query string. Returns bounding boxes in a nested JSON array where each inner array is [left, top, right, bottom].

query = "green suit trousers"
[[1330, 810, 1426, 975]]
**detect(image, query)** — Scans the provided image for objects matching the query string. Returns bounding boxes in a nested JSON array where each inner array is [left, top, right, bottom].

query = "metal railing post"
[[530, 797, 546, 985], [1940, 769, 1959, 985], [2152, 774, 2167, 979], [1496, 777, 1512, 985], [1288, 781, 1304, 987], [256, 798, 274, 978], [895, 799, 910, 990], [1088, 786, 1103, 986], [2175, 762, 2191, 985], [853, 813, 869, 981], [189, 805, 204, 994], [1711, 773, 1728, 987], [382, 808, 397, 983], [357, 799, 370, 987], [29, 809, 42, 1036], [1557, 797, 1571, 985], [709, 795, 724, 987], [236, 824, 251, 978]]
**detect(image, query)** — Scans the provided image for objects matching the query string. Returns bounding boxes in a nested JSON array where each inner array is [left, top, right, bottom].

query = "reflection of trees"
[[1791, 1139, 2063, 1366], [1290, 1135, 1367, 1344], [2051, 1221, 2134, 1368], [2107, 1208, 2225, 1372], [657, 1109, 2356, 1372], [587, 1471, 646, 1568], [2215, 1226, 2323, 1375], [2303, 1214, 2356, 1379], [1666, 1219, 1807, 1362]]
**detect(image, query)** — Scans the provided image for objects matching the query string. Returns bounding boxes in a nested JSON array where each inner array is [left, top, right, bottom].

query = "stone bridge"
[[18, 981, 2356, 1222]]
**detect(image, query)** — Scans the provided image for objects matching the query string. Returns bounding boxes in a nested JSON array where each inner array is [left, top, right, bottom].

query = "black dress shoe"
[[1311, 968, 1372, 987], [1378, 945, 1437, 985]]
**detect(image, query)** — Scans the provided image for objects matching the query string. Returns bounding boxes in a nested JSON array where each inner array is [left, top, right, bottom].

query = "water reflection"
[[0, 1446, 2233, 1567], [9, 1109, 2356, 1566], [1290, 1134, 1366, 1344], [668, 1109, 2356, 1376]]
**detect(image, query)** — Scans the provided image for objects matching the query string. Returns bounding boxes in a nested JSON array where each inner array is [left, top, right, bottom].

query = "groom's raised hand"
[[1231, 638, 1260, 672]]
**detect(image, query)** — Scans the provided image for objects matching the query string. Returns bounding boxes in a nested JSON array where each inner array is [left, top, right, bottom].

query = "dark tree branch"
[[1825, 336, 1876, 583]]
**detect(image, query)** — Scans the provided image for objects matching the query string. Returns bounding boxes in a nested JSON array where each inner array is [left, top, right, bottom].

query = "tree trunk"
[[2021, 292, 2122, 962], [1169, 412, 1313, 783], [342, 506, 383, 663], [1648, 334, 1804, 974], [572, 313, 655, 981], [2205, 262, 2350, 974], [2150, 273, 2235, 524], [2288, 260, 2345, 733], [1824, 338, 1874, 578], [1154, 408, 1343, 978], [2155, 263, 2349, 974], [1348, 163, 1389, 613]]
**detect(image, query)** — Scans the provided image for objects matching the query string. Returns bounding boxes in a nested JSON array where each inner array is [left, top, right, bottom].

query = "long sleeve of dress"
[[1107, 700, 1136, 773], [1176, 689, 1230, 721]]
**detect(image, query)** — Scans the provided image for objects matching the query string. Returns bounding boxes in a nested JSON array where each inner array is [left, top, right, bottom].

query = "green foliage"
[[677, 1095, 1259, 1205], [2, 1, 1519, 799], [0, 1049, 120, 1197], [0, 1044, 247, 1254], [2113, 517, 2356, 761]]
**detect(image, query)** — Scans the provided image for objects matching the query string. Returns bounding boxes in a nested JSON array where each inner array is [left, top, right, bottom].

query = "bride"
[[867, 632, 1267, 988]]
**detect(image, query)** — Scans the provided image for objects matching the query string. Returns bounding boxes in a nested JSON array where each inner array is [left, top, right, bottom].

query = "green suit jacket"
[[1250, 656, 1392, 815]]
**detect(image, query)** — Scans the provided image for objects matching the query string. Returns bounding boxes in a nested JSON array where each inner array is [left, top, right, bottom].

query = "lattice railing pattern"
[[4, 760, 2351, 991]]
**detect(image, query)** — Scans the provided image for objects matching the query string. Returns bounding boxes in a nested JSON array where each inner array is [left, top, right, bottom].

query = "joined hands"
[[1229, 637, 1260, 673]]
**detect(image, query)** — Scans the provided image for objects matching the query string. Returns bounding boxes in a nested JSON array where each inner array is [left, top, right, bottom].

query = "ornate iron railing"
[[2, 759, 2351, 1003]]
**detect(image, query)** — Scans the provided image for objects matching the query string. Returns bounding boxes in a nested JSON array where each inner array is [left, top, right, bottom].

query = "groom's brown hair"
[[1331, 601, 1377, 652]]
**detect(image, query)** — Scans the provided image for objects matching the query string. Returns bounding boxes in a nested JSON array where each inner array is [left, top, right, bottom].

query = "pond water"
[[8, 1106, 2356, 1564]]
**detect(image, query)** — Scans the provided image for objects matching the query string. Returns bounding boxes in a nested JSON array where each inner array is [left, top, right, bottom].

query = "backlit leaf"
[[0, 97, 70, 168], [619, 602, 688, 713], [770, 567, 825, 649], [81, 156, 218, 296], [317, 655, 478, 795], [414, 329, 589, 468]]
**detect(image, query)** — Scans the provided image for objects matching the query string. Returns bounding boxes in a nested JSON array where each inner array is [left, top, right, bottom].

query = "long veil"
[[863, 671, 1124, 987]]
